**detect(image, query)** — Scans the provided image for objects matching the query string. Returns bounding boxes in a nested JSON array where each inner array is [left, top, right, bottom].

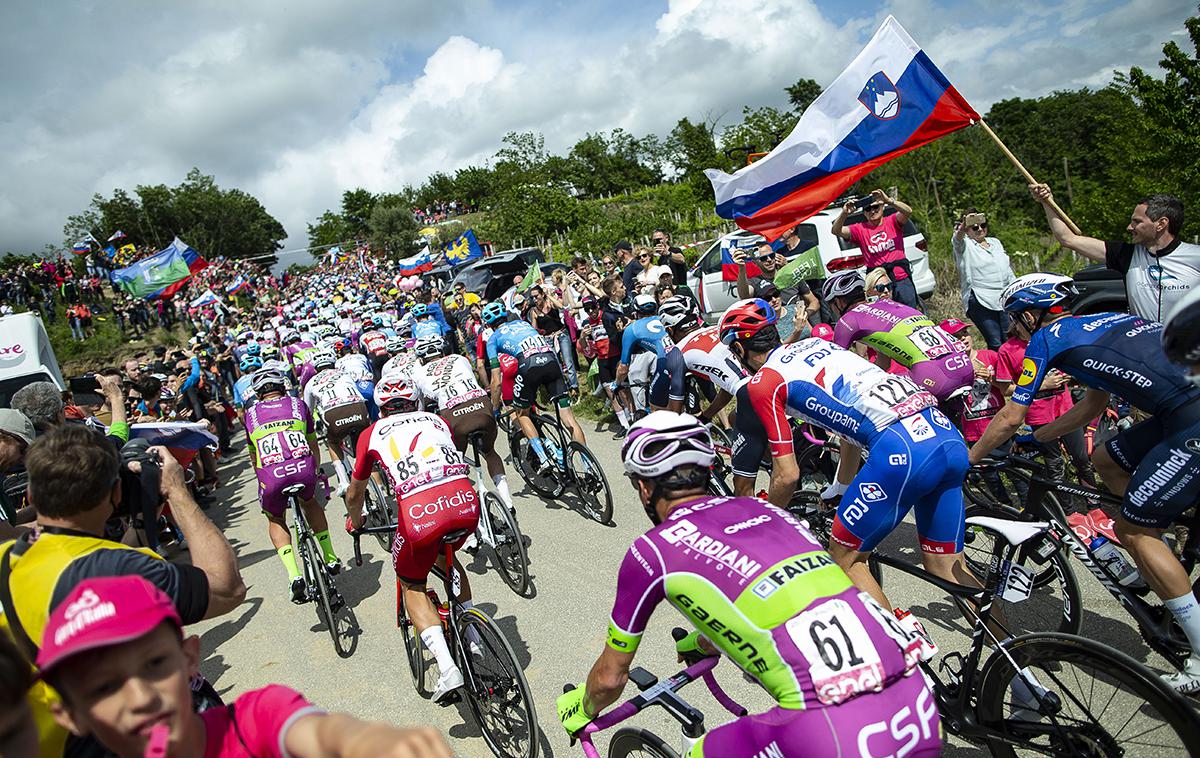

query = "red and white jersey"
[[413, 354, 486, 411], [303, 368, 364, 419], [353, 412, 471, 498], [361, 329, 389, 356], [676, 326, 749, 395]]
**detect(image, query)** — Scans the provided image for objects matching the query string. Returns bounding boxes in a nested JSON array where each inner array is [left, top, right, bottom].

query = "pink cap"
[[811, 323, 835, 341], [37, 576, 181, 674], [939, 318, 972, 335]]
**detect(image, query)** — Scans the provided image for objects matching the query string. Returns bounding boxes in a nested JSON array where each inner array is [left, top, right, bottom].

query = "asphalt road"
[[189, 419, 1184, 757]]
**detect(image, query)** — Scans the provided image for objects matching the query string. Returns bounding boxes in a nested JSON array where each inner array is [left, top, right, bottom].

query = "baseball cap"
[[613, 241, 633, 254], [939, 318, 973, 335], [37, 576, 182, 675], [0, 409, 35, 445]]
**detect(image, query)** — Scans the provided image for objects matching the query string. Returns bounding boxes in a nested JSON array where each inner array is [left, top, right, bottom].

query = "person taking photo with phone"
[[951, 208, 1016, 350], [832, 188, 923, 310]]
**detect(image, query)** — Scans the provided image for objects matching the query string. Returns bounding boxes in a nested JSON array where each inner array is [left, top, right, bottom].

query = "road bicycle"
[[284, 482, 357, 658], [464, 429, 531, 596], [351, 525, 539, 758], [966, 452, 1200, 668], [338, 433, 394, 550], [507, 395, 614, 525]]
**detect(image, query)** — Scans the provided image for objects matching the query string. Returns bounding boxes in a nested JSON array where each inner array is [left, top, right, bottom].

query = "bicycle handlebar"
[[349, 524, 397, 567]]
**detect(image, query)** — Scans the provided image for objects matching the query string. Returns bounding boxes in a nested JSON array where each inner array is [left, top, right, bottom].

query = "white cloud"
[[0, 0, 1193, 255]]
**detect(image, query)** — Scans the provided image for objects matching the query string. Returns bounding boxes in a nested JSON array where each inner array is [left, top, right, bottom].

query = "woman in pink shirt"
[[832, 188, 922, 310]]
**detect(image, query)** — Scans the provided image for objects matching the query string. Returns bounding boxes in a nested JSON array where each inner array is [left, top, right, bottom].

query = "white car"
[[687, 207, 936, 323]]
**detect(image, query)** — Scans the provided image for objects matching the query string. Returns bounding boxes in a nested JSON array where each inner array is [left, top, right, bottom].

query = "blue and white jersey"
[[486, 319, 553, 368], [413, 318, 443, 339], [619, 316, 676, 365], [335, 353, 374, 383], [233, 375, 257, 410]]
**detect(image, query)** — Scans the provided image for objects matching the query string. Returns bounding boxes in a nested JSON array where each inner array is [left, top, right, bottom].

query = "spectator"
[[951, 208, 1015, 350], [864, 267, 892, 301], [735, 241, 819, 327], [651, 229, 688, 284], [0, 425, 245, 756], [525, 284, 577, 390], [599, 254, 618, 280], [13, 376, 130, 448], [1030, 183, 1195, 322], [832, 188, 923, 309], [38, 575, 452, 758], [0, 634, 37, 758], [0, 409, 35, 541], [634, 246, 669, 294], [615, 240, 639, 293], [756, 282, 805, 344], [66, 304, 84, 341]]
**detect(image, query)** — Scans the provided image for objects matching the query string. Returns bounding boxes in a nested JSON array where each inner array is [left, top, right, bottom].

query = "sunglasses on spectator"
[[873, 283, 892, 292], [969, 223, 988, 231], [867, 203, 885, 211]]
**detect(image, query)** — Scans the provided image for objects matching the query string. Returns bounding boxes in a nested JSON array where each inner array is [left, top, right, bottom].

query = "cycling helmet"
[[395, 321, 413, 339], [374, 377, 417, 416], [718, 298, 778, 344], [315, 324, 335, 339], [634, 294, 657, 313], [622, 411, 715, 478], [244, 342, 261, 357], [310, 348, 336, 371], [250, 368, 288, 395], [1001, 273, 1077, 314], [385, 335, 405, 354], [236, 331, 250, 344], [1163, 287, 1200, 366], [482, 301, 508, 326], [658, 296, 695, 329], [372, 314, 385, 326], [810, 323, 835, 342], [821, 270, 865, 301], [411, 303, 429, 319], [414, 334, 444, 359], [332, 336, 351, 354], [279, 329, 301, 346], [239, 355, 263, 373], [261, 344, 280, 360]]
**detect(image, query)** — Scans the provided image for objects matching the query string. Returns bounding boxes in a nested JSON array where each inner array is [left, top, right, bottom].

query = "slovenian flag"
[[225, 274, 249, 294], [128, 421, 218, 450], [397, 248, 432, 276], [720, 237, 762, 282], [71, 240, 91, 255], [107, 230, 128, 242], [706, 16, 979, 241]]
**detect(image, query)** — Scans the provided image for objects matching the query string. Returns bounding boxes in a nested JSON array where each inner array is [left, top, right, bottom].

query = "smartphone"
[[855, 196, 876, 210], [69, 375, 102, 395]]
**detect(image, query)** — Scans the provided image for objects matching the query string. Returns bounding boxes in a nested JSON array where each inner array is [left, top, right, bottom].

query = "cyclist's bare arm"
[[583, 645, 636, 721], [1033, 388, 1110, 444]]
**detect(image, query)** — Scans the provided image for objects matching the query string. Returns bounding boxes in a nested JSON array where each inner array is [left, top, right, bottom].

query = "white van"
[[0, 313, 66, 407], [687, 207, 936, 322]]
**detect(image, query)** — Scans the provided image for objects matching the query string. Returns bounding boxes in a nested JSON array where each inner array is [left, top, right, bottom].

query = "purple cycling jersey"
[[244, 395, 318, 517], [833, 300, 972, 402], [607, 496, 925, 710]]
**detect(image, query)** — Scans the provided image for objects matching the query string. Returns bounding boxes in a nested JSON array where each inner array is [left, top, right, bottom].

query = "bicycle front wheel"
[[304, 532, 355, 658], [508, 425, 565, 498], [484, 491, 530, 595], [458, 607, 538, 758], [364, 469, 394, 550], [567, 441, 613, 525], [608, 727, 680, 758], [976, 632, 1200, 756]]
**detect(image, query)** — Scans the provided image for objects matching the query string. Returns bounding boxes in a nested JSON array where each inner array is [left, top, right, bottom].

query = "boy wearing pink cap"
[[39, 576, 450, 758]]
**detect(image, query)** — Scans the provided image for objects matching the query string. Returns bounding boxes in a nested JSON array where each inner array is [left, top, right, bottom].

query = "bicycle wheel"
[[508, 424, 565, 498], [364, 470, 395, 550], [484, 491, 530, 595], [963, 501, 1065, 589], [961, 512, 1081, 637], [303, 532, 355, 658], [976, 633, 1200, 756], [399, 592, 434, 697], [608, 727, 680, 758], [458, 607, 538, 758], [566, 441, 613, 525]]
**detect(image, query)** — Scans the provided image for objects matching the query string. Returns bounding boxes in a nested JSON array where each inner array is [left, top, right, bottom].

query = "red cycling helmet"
[[718, 298, 778, 344]]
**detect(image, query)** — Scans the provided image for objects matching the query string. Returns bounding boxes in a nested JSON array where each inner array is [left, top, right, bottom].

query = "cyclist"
[[344, 377, 480, 702], [411, 334, 516, 513], [970, 273, 1200, 692], [556, 411, 940, 756], [335, 346, 378, 417], [303, 351, 372, 497], [244, 368, 341, 603], [482, 301, 585, 472], [360, 321, 390, 377], [233, 354, 263, 412], [1164, 286, 1200, 383], [721, 299, 971, 609], [660, 295, 745, 426], [823, 270, 973, 418], [616, 294, 687, 414], [411, 303, 443, 340]]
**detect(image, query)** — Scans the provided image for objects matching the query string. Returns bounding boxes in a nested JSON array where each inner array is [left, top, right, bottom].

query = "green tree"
[[667, 117, 727, 197], [307, 210, 352, 250], [719, 105, 797, 160], [367, 202, 420, 258], [451, 166, 495, 208], [340, 188, 378, 238], [785, 77, 822, 112], [567, 130, 661, 196]]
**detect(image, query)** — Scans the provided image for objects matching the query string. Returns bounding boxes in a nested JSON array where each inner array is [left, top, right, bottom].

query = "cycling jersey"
[[412, 318, 443, 339], [303, 368, 366, 421], [413, 355, 486, 411], [381, 352, 420, 384], [284, 341, 316, 369], [232, 375, 257, 410], [244, 396, 318, 517], [834, 300, 972, 402], [676, 325, 748, 395], [608, 496, 928, 711], [620, 315, 687, 406], [335, 353, 373, 383], [486, 319, 555, 370], [360, 329, 389, 357]]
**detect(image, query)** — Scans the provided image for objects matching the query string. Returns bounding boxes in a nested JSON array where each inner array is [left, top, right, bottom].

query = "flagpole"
[[977, 120, 1082, 235]]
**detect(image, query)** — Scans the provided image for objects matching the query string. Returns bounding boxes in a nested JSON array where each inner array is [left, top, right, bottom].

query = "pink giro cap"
[[810, 323, 835, 341], [939, 317, 973, 335], [37, 575, 181, 674]]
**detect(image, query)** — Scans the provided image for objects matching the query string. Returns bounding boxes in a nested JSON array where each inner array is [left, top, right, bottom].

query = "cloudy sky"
[[0, 0, 1192, 256]]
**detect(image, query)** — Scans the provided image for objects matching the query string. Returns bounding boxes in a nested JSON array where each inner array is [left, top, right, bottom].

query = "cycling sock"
[[278, 545, 301, 580], [332, 460, 348, 487], [1166, 594, 1200, 656], [616, 409, 631, 429], [315, 530, 339, 563], [492, 475, 514, 509], [460, 600, 484, 646], [420, 626, 457, 674], [530, 437, 548, 463]]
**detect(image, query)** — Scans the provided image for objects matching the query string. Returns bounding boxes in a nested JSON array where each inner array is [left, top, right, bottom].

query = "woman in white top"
[[952, 209, 1016, 350]]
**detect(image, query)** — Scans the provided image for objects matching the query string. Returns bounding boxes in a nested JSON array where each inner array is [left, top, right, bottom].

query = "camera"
[[116, 439, 163, 536]]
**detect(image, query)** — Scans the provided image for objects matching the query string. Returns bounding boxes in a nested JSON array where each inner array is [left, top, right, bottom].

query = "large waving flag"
[[706, 16, 979, 240], [396, 247, 432, 277], [190, 289, 220, 307], [225, 274, 249, 294], [111, 237, 207, 299], [71, 240, 91, 255], [444, 229, 483, 266], [154, 237, 208, 300]]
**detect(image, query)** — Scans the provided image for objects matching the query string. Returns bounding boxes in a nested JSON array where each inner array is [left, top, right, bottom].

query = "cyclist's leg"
[[912, 431, 979, 589], [292, 459, 338, 565], [1094, 414, 1163, 497], [259, 475, 304, 589]]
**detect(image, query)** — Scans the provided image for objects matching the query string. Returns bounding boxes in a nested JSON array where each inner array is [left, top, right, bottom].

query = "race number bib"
[[518, 335, 551, 355], [256, 433, 285, 466], [864, 375, 934, 419], [786, 599, 885, 705], [910, 326, 954, 359]]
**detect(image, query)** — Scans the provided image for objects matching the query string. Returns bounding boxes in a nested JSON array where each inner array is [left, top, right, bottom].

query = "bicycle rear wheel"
[[976, 633, 1200, 756], [458, 607, 538, 758], [364, 469, 394, 550], [484, 491, 530, 595], [608, 727, 680, 758], [303, 532, 355, 658], [508, 424, 565, 498], [567, 441, 613, 525]]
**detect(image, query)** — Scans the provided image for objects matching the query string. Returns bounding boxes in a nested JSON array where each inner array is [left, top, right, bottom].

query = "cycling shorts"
[[688, 670, 939, 758], [512, 354, 568, 409], [322, 402, 370, 451], [648, 347, 687, 408], [257, 455, 318, 519], [1109, 411, 1200, 529], [441, 395, 497, 454], [830, 408, 969, 554], [393, 478, 480, 582], [597, 354, 620, 385], [908, 354, 972, 403]]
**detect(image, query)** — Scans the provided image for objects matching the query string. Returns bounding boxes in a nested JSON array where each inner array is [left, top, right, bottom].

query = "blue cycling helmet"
[[482, 301, 508, 326], [239, 355, 264, 372], [1001, 274, 1077, 314], [411, 303, 429, 319], [244, 343, 261, 357]]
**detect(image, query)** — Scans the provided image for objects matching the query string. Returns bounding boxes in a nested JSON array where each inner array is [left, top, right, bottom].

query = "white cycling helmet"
[[310, 348, 336, 371], [621, 411, 715, 479], [385, 335, 405, 354], [821, 270, 865, 301], [658, 296, 696, 329], [414, 334, 444, 359], [250, 368, 289, 395], [374, 377, 417, 415]]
